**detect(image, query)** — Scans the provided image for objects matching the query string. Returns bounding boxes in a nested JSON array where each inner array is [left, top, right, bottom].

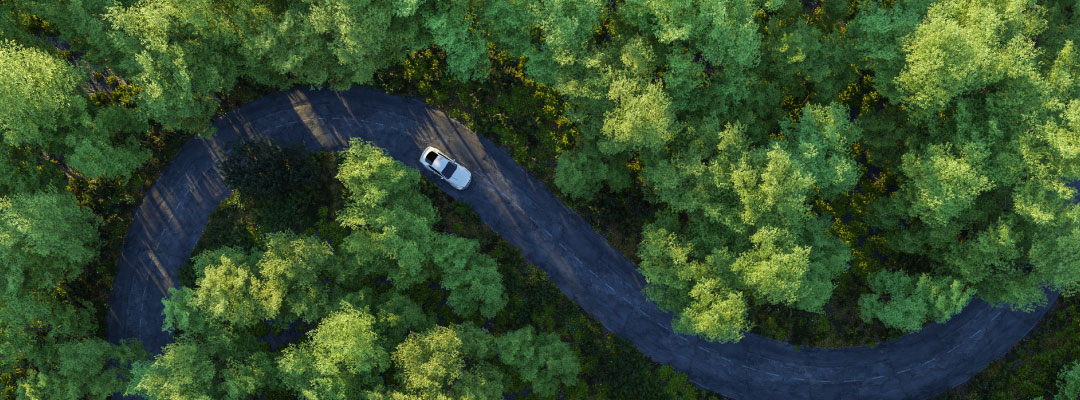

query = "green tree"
[[894, 0, 1045, 115], [898, 142, 994, 228], [102, 0, 246, 132], [858, 269, 974, 332], [0, 190, 143, 399], [494, 326, 580, 397], [278, 303, 389, 400], [0, 40, 148, 181], [0, 190, 98, 296], [431, 234, 508, 319], [389, 324, 510, 400], [126, 340, 241, 400], [847, 0, 936, 102], [1054, 361, 1080, 400]]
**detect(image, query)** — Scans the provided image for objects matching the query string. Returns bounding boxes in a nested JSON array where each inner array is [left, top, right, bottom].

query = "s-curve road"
[[107, 87, 1057, 399]]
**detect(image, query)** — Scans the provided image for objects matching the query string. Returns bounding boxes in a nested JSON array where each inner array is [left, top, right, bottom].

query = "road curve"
[[107, 87, 1056, 399]]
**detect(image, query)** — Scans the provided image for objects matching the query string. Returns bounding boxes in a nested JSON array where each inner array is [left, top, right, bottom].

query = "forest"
[[1, 0, 1079, 399]]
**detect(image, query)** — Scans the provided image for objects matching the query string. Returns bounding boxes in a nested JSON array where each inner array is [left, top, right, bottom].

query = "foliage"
[[1053, 360, 1080, 400], [191, 149, 721, 400], [858, 269, 974, 332], [0, 190, 144, 399], [218, 140, 322, 233], [129, 141, 578, 399], [1, 0, 1079, 397], [0, 40, 148, 185]]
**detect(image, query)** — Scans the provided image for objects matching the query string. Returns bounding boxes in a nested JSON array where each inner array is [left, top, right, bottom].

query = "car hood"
[[446, 166, 472, 189]]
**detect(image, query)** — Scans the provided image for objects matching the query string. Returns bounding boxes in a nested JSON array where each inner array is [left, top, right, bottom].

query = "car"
[[420, 146, 472, 190]]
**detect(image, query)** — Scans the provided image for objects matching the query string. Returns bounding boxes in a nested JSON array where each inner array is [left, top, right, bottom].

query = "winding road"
[[107, 87, 1057, 399]]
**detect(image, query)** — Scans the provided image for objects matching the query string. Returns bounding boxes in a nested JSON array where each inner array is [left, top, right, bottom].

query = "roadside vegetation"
[[176, 145, 722, 399]]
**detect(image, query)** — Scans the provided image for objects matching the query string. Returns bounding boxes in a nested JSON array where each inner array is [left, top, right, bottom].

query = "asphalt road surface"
[[107, 87, 1056, 399]]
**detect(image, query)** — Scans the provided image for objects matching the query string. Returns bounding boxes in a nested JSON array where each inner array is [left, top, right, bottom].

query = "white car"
[[420, 146, 472, 190]]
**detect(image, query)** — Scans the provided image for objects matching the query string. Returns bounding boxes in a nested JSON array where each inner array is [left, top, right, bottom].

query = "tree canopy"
[[1, 1, 1079, 397], [127, 140, 578, 399]]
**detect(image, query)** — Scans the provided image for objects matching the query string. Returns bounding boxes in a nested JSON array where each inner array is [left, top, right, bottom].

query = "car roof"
[[441, 161, 458, 178]]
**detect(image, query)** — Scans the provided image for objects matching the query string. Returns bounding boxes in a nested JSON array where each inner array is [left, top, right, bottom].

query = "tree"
[[0, 190, 99, 296], [494, 326, 581, 397], [131, 234, 345, 400], [335, 143, 440, 283], [894, 0, 1045, 115], [386, 323, 580, 400], [858, 269, 974, 332], [278, 303, 389, 400], [163, 232, 340, 333], [897, 142, 994, 228], [336, 139, 506, 317], [0, 40, 148, 182], [637, 219, 750, 343], [102, 0, 247, 132], [1053, 361, 1080, 400], [17, 338, 144, 400], [780, 103, 863, 198], [0, 190, 143, 399], [126, 340, 235, 400], [431, 233, 508, 319], [731, 226, 812, 306], [847, 0, 936, 102]]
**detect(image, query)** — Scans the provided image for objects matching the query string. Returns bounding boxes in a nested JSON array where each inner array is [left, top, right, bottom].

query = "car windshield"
[[425, 151, 438, 163], [441, 161, 457, 178]]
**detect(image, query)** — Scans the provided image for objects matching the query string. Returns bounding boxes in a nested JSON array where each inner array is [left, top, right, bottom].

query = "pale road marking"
[[947, 345, 960, 353], [588, 269, 598, 278], [605, 283, 615, 293], [815, 380, 833, 384], [992, 310, 1003, 321], [970, 328, 985, 338], [766, 372, 781, 378], [719, 356, 732, 363], [697, 346, 711, 354], [528, 215, 540, 225], [574, 255, 585, 266], [844, 379, 860, 383], [636, 308, 649, 317], [742, 365, 758, 372], [558, 243, 569, 252], [678, 335, 689, 342], [791, 377, 806, 382], [897, 368, 912, 374], [541, 229, 552, 240], [922, 357, 937, 366], [871, 376, 885, 380]]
